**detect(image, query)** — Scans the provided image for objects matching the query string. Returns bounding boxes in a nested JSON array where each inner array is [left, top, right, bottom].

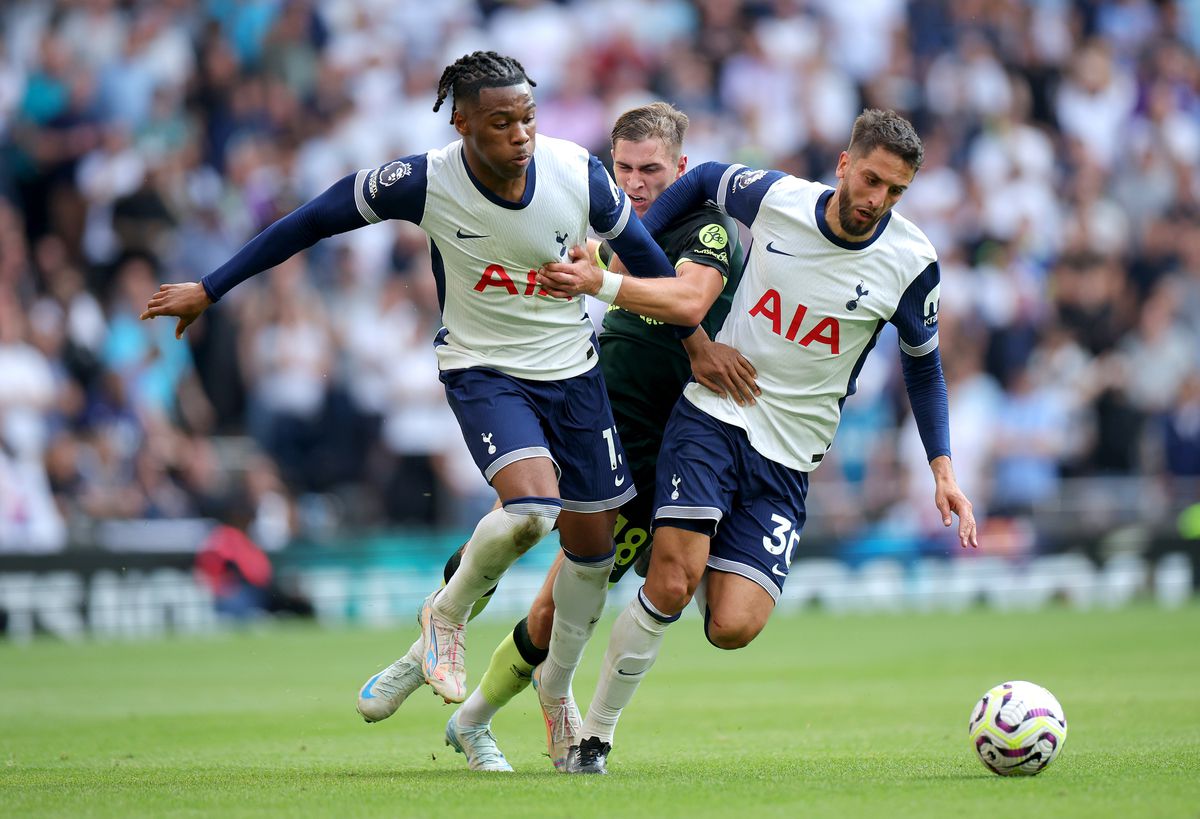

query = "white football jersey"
[[684, 167, 942, 472], [353, 135, 637, 380]]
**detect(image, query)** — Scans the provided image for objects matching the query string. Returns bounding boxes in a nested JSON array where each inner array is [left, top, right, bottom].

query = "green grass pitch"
[[2, 605, 1198, 818]]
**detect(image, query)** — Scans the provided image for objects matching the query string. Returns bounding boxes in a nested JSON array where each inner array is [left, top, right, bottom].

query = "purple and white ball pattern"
[[968, 680, 1068, 776]]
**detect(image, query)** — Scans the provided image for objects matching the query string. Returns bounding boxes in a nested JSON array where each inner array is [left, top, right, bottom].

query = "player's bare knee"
[[705, 618, 757, 650], [647, 572, 692, 614], [646, 560, 701, 613]]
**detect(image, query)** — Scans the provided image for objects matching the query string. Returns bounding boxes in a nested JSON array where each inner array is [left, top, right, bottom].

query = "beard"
[[836, 184, 881, 238]]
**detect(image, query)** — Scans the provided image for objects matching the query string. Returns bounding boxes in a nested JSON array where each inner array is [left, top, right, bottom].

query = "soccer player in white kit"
[[537, 109, 979, 773], [139, 51, 701, 770]]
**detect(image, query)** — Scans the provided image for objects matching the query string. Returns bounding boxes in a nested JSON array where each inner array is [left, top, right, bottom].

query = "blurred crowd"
[[1, 0, 1198, 554]]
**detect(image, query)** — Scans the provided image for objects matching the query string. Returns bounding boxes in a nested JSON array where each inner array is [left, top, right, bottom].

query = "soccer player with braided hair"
[[357, 101, 758, 773], [140, 51, 720, 771]]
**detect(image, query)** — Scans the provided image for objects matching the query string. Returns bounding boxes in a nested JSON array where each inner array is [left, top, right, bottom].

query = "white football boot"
[[531, 664, 581, 771], [420, 591, 467, 703], [445, 712, 514, 772], [356, 654, 425, 723]]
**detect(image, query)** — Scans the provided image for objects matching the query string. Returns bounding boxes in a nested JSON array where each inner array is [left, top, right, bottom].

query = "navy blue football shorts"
[[440, 364, 636, 513], [652, 396, 810, 601]]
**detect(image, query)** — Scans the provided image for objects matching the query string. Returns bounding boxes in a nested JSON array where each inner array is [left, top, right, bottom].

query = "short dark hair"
[[610, 102, 689, 158], [848, 109, 924, 170], [433, 51, 536, 123]]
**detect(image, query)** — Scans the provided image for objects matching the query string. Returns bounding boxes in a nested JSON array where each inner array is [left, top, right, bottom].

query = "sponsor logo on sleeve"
[[698, 223, 728, 250], [732, 168, 767, 193], [693, 247, 728, 264], [923, 283, 941, 326], [379, 160, 413, 187]]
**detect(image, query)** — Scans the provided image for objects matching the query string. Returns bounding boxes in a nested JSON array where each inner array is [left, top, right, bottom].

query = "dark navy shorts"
[[440, 364, 636, 513], [652, 397, 810, 601]]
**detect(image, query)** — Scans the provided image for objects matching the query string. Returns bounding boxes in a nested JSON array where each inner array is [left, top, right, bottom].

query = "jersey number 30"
[[763, 513, 800, 567]]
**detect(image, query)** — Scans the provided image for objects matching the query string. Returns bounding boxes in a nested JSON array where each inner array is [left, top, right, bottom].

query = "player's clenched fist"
[[139, 282, 213, 339]]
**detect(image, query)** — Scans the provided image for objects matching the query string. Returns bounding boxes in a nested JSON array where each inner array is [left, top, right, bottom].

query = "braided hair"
[[433, 51, 537, 124]]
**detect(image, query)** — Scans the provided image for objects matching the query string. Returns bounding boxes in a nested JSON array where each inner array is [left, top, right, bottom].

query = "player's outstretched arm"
[[140, 282, 212, 339], [930, 455, 978, 549], [139, 172, 378, 337], [539, 246, 718, 326]]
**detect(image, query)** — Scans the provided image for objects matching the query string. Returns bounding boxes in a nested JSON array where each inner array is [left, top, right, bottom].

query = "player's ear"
[[835, 151, 850, 179], [452, 108, 470, 138], [676, 154, 687, 178]]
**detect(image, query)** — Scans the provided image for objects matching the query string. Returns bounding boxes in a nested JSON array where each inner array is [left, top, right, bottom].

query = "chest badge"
[[846, 281, 870, 311]]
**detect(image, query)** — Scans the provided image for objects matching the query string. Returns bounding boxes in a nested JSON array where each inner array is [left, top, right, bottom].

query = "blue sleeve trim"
[[201, 173, 366, 301], [901, 347, 951, 462]]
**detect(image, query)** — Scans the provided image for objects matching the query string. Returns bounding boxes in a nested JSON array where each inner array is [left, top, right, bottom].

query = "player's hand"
[[139, 282, 212, 339], [686, 336, 759, 406], [538, 245, 602, 299], [930, 456, 978, 549]]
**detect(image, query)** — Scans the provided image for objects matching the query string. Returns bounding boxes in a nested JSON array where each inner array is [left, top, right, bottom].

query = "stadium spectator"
[[194, 492, 314, 621], [0, 0, 1193, 560]]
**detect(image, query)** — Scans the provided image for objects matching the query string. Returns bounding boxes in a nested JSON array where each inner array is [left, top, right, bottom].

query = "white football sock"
[[580, 588, 676, 744], [434, 501, 559, 623], [536, 547, 615, 699], [454, 687, 499, 729]]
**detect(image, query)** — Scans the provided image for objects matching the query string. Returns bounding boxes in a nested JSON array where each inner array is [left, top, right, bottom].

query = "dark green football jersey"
[[601, 205, 742, 365], [598, 205, 743, 582]]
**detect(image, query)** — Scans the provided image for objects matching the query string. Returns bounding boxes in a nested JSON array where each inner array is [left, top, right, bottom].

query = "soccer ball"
[[968, 680, 1067, 776]]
